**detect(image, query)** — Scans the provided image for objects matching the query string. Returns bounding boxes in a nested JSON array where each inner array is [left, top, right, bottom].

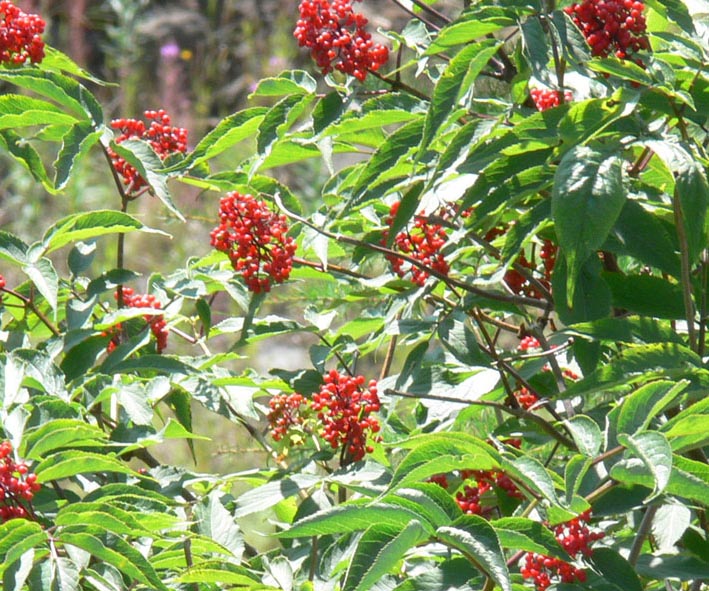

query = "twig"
[[385, 387, 577, 449], [628, 504, 659, 566]]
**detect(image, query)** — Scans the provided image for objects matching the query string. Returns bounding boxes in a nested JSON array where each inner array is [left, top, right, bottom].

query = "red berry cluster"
[[294, 0, 389, 81], [530, 88, 573, 111], [565, 0, 649, 61], [267, 393, 306, 441], [109, 109, 188, 193], [507, 240, 557, 299], [210, 192, 297, 294], [311, 370, 381, 464], [0, 1, 45, 65], [382, 201, 450, 287], [0, 441, 40, 523], [428, 440, 523, 516], [514, 367, 578, 410], [109, 287, 169, 353], [521, 510, 605, 591], [518, 336, 541, 352]]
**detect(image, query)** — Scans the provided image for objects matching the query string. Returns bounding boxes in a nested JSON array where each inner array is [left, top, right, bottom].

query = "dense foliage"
[[0, 0, 708, 590]]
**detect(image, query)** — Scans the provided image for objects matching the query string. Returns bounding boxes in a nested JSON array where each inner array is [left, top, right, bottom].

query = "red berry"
[[565, 0, 648, 65], [382, 201, 450, 286], [210, 192, 297, 293], [0, 2, 45, 65], [309, 371, 381, 464], [294, 0, 388, 81], [521, 510, 605, 591], [0, 440, 40, 523], [108, 109, 188, 194], [108, 286, 169, 353], [530, 88, 573, 111]]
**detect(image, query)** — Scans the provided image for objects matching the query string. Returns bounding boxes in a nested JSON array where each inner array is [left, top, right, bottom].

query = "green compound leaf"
[[23, 418, 108, 460], [22, 257, 59, 313], [53, 122, 102, 190], [41, 210, 162, 255], [552, 145, 626, 303], [279, 503, 427, 538], [563, 415, 603, 457], [617, 431, 673, 499], [58, 526, 169, 591], [0, 129, 53, 191], [0, 94, 78, 129], [436, 515, 511, 591], [169, 107, 267, 172], [343, 520, 429, 591], [420, 40, 500, 153], [0, 68, 103, 125], [493, 517, 568, 560], [33, 450, 140, 483], [382, 483, 462, 529], [0, 520, 48, 577]]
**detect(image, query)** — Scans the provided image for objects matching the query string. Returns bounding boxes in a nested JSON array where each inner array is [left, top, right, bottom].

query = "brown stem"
[[385, 387, 577, 449], [3, 288, 60, 337], [673, 184, 698, 351], [274, 194, 549, 310], [628, 504, 659, 566]]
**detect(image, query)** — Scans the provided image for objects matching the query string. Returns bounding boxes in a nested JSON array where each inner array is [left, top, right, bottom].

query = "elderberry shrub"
[[0, 1, 45, 65], [0, 441, 40, 523], [382, 201, 450, 286], [294, 0, 389, 81], [210, 192, 297, 294], [109, 109, 188, 194]]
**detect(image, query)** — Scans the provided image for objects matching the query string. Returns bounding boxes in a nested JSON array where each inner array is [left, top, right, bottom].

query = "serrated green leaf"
[[617, 431, 673, 499], [349, 117, 424, 208], [172, 107, 267, 171], [552, 146, 626, 303], [34, 450, 138, 482], [0, 231, 29, 265], [256, 94, 312, 157], [234, 475, 321, 518], [506, 456, 560, 505], [591, 547, 644, 591], [23, 419, 108, 459], [426, 17, 513, 53], [420, 40, 500, 152], [384, 483, 461, 529], [587, 57, 653, 85], [493, 517, 568, 560], [251, 70, 316, 97], [610, 380, 688, 444], [56, 503, 151, 537], [564, 454, 592, 505], [0, 129, 53, 190], [58, 526, 169, 591], [389, 433, 500, 489], [279, 503, 424, 538], [344, 521, 429, 591], [436, 515, 511, 591], [564, 415, 602, 456], [41, 210, 159, 255], [0, 94, 78, 128], [0, 69, 103, 125], [562, 343, 703, 398], [53, 122, 102, 190], [195, 492, 244, 560], [635, 553, 709, 580], [22, 258, 59, 312], [0, 521, 47, 577], [175, 562, 263, 586]]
